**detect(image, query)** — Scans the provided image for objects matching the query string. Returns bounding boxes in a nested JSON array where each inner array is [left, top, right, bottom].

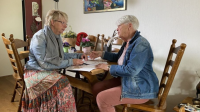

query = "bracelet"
[[107, 65, 110, 71]]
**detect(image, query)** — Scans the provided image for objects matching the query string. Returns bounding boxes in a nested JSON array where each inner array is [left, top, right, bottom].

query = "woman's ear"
[[50, 19, 54, 26], [128, 23, 132, 28], [128, 23, 132, 30]]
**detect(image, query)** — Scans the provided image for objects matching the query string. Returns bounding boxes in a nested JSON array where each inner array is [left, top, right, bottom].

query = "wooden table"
[[173, 97, 193, 112], [64, 61, 117, 94]]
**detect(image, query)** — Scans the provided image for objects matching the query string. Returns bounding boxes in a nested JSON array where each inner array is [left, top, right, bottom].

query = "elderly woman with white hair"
[[89, 15, 159, 112], [22, 10, 87, 112]]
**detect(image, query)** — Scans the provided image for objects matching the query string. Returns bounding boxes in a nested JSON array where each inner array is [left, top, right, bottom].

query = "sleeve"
[[31, 35, 74, 70], [64, 53, 82, 60], [109, 40, 149, 77]]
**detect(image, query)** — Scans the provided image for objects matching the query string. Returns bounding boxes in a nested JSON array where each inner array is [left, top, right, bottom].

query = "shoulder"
[[32, 29, 46, 42], [133, 36, 150, 53]]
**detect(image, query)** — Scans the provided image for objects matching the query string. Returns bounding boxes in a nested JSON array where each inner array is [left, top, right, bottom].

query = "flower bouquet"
[[80, 38, 94, 48], [80, 38, 94, 54], [63, 42, 70, 53], [63, 26, 77, 47]]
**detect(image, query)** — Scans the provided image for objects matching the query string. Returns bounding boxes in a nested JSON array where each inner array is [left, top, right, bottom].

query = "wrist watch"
[[107, 65, 110, 71]]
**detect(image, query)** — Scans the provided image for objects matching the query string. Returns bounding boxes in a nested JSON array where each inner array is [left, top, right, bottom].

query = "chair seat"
[[123, 99, 166, 112]]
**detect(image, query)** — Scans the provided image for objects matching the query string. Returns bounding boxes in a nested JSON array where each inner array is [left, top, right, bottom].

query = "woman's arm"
[[110, 39, 149, 77], [31, 35, 73, 70]]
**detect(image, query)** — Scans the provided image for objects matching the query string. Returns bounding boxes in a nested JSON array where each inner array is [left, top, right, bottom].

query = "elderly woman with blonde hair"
[[90, 15, 159, 112], [22, 10, 87, 112]]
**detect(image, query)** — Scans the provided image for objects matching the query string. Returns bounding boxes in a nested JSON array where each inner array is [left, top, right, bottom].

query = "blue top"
[[25, 29, 82, 71], [103, 31, 159, 99]]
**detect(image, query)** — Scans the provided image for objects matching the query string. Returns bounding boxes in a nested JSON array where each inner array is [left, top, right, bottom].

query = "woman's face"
[[51, 17, 67, 35], [117, 23, 129, 41]]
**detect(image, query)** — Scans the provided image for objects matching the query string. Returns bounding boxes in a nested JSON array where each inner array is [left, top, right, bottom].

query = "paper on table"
[[83, 57, 107, 65], [66, 65, 96, 71], [66, 57, 108, 72]]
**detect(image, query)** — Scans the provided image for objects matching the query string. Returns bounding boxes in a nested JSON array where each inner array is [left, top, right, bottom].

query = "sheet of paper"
[[66, 65, 96, 71], [66, 57, 108, 72], [83, 57, 107, 65]]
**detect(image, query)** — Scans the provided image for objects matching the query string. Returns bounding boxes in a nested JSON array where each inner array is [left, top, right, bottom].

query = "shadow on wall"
[[166, 94, 195, 112], [153, 56, 198, 112], [177, 70, 197, 95], [166, 70, 196, 112]]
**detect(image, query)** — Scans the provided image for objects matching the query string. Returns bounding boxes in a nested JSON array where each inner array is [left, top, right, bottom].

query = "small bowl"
[[193, 98, 200, 105]]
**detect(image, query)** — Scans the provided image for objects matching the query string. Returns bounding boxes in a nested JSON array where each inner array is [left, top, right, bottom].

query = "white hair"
[[116, 15, 139, 30], [45, 10, 68, 26]]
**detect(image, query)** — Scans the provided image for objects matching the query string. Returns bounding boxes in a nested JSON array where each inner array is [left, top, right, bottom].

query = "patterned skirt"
[[22, 70, 76, 112]]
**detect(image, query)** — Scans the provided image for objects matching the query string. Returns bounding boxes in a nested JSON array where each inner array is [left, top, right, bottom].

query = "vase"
[[104, 44, 112, 52], [82, 46, 91, 55], [63, 47, 69, 53], [63, 38, 77, 47]]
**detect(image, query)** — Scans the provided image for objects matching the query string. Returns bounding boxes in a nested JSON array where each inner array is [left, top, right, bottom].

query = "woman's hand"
[[72, 59, 84, 65], [81, 53, 88, 61], [95, 63, 109, 71], [89, 51, 103, 60]]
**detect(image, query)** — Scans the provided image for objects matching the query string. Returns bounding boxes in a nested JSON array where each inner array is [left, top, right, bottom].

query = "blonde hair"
[[45, 10, 68, 26], [116, 15, 139, 30]]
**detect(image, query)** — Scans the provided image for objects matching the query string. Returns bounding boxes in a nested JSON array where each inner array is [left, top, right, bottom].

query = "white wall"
[[43, 0, 200, 111], [0, 0, 198, 111], [0, 0, 23, 77]]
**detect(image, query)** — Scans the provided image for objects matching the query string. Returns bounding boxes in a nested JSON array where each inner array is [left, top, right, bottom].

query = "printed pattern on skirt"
[[22, 70, 76, 112]]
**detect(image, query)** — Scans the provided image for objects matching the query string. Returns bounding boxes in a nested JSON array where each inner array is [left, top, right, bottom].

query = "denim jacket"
[[103, 31, 159, 99], [25, 29, 82, 71]]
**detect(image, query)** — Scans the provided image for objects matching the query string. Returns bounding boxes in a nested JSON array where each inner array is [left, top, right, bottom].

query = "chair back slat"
[[169, 60, 174, 66], [10, 58, 16, 63], [12, 65, 18, 71], [6, 49, 14, 54], [2, 36, 11, 45], [158, 39, 186, 108], [13, 39, 29, 49], [101, 34, 105, 51], [173, 46, 181, 54], [19, 52, 29, 60]]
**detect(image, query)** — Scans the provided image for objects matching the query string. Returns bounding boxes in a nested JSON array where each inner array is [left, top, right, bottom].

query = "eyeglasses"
[[54, 20, 68, 26]]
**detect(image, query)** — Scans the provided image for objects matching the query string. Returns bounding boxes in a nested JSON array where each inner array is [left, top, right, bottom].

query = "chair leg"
[[17, 83, 25, 112], [11, 80, 18, 102], [122, 106, 128, 112], [74, 72, 81, 103], [81, 89, 85, 104]]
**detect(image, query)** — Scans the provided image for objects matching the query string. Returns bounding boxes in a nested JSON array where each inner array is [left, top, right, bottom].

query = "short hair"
[[44, 10, 68, 26], [116, 15, 139, 30]]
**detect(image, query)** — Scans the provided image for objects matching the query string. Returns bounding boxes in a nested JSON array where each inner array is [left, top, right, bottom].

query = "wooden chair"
[[179, 106, 185, 112], [122, 39, 186, 112], [2, 33, 29, 112], [111, 37, 123, 52], [25, 35, 31, 51], [101, 36, 123, 52]]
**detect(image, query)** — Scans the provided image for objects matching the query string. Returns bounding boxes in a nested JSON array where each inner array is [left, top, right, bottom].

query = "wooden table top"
[[173, 97, 194, 111], [89, 61, 117, 75]]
